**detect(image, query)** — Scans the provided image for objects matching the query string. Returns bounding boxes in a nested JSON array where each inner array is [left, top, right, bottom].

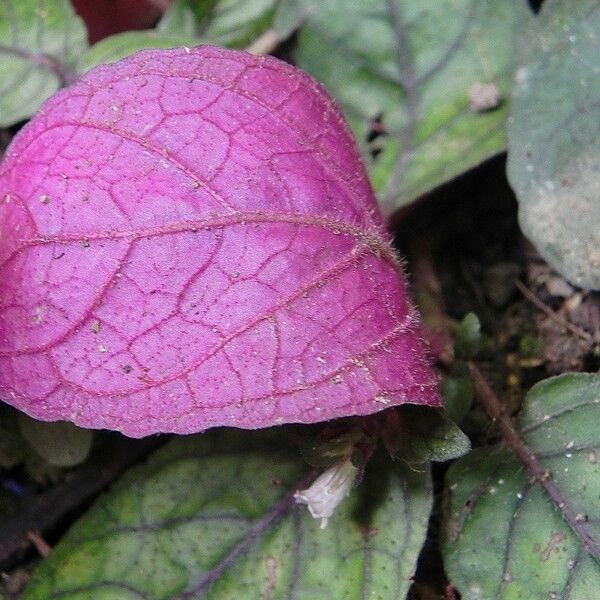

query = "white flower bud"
[[294, 457, 359, 528]]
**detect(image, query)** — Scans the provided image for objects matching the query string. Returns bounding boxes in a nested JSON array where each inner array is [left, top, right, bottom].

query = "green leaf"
[[455, 312, 481, 360], [507, 0, 600, 290], [394, 406, 471, 463], [443, 373, 600, 599], [441, 375, 473, 425], [24, 430, 433, 599], [79, 0, 284, 74], [18, 414, 93, 467], [288, 0, 531, 212], [156, 1, 200, 36], [0, 0, 87, 127], [77, 31, 202, 74], [165, 0, 280, 48]]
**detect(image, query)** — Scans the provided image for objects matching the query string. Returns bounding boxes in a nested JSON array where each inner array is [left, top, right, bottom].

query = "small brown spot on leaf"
[[539, 532, 567, 562], [261, 555, 278, 600]]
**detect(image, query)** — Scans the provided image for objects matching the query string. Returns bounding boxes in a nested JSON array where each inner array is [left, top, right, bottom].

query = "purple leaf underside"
[[0, 46, 440, 437]]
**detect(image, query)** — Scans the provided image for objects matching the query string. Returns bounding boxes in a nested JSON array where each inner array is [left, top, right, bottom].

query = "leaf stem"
[[245, 29, 281, 56], [468, 361, 600, 561], [382, 0, 418, 212]]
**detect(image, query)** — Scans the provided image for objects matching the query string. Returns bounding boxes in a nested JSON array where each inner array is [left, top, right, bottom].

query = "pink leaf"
[[0, 46, 440, 437]]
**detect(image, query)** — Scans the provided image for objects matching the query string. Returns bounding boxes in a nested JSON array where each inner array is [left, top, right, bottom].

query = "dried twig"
[[245, 29, 282, 56], [515, 279, 592, 342], [26, 531, 51, 558]]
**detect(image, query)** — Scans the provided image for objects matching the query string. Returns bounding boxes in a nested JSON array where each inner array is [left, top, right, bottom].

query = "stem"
[[245, 29, 281, 56], [515, 279, 592, 342], [381, 0, 418, 214], [468, 362, 600, 561]]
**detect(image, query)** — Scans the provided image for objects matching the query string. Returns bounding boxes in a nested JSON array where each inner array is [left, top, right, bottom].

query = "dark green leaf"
[[443, 373, 600, 598], [394, 406, 471, 463], [18, 415, 93, 467], [156, 1, 200, 36], [288, 0, 531, 212], [441, 375, 473, 425], [507, 0, 600, 290], [165, 0, 280, 48], [455, 312, 481, 360], [79, 0, 285, 74], [24, 430, 433, 599]]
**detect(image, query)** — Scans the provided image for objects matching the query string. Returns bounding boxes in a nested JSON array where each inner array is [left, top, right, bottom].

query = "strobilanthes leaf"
[[0, 46, 440, 437]]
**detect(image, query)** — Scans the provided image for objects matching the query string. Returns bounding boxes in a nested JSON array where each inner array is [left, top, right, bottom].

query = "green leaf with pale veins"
[[0, 0, 87, 127], [443, 373, 600, 599], [507, 0, 600, 290], [286, 0, 532, 213], [24, 430, 433, 600], [162, 0, 280, 48], [156, 0, 200, 37], [78, 0, 284, 74]]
